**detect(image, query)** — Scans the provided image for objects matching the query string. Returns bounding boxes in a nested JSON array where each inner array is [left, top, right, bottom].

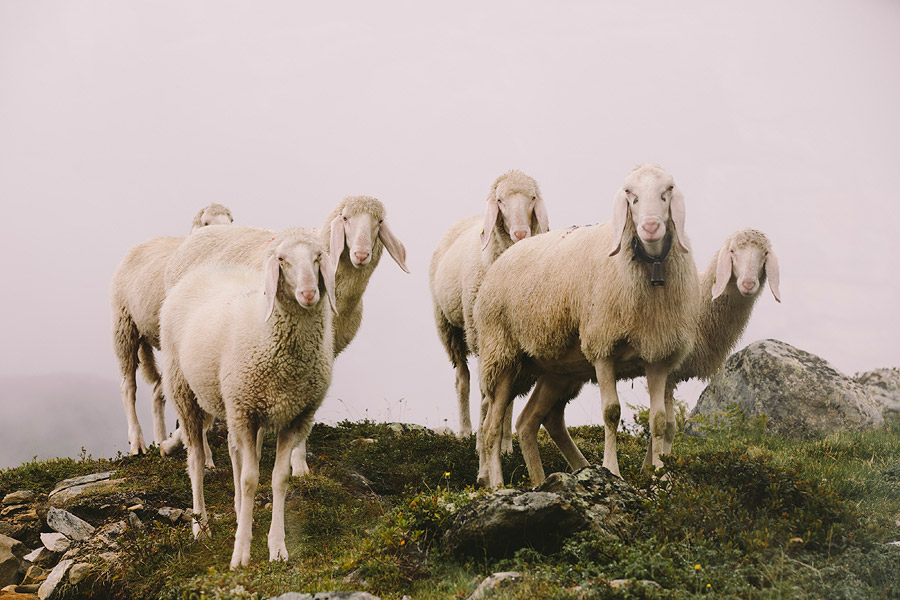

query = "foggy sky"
[[1, 1, 899, 466]]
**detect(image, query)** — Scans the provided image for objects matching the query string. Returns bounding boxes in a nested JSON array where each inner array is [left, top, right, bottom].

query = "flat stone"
[[127, 513, 143, 530], [39, 533, 70, 553], [46, 508, 94, 541], [2, 492, 35, 506], [266, 593, 384, 600], [37, 559, 72, 600], [48, 478, 126, 506], [67, 563, 91, 585], [48, 473, 115, 498], [609, 579, 661, 589], [22, 548, 51, 568]]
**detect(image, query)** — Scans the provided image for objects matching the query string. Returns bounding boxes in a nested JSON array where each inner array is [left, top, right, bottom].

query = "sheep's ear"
[[712, 244, 733, 300], [481, 192, 499, 250], [378, 220, 410, 273], [329, 215, 345, 280], [264, 254, 280, 321], [320, 252, 339, 315], [670, 186, 690, 253], [533, 193, 550, 234], [765, 250, 781, 303], [608, 188, 628, 256]]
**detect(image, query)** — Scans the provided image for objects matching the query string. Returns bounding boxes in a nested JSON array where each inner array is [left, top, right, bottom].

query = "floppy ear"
[[608, 188, 629, 256], [319, 251, 339, 315], [481, 190, 500, 250], [533, 193, 550, 234], [329, 215, 345, 280], [712, 243, 733, 300], [378, 220, 410, 273], [264, 253, 281, 321], [670, 186, 690, 253], [765, 249, 781, 303]]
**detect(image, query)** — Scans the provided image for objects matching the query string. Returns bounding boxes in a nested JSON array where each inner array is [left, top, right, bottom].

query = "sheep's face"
[[712, 230, 781, 302], [265, 235, 337, 320], [338, 210, 382, 269], [329, 199, 409, 275], [190, 204, 234, 232], [609, 165, 689, 257], [481, 171, 550, 250]]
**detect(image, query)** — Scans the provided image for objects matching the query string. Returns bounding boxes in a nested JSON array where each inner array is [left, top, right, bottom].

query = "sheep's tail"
[[112, 306, 140, 379], [433, 305, 469, 368]]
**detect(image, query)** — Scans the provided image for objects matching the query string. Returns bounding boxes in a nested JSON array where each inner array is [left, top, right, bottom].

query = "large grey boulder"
[[46, 508, 95, 541], [441, 465, 643, 558], [688, 339, 884, 437], [854, 368, 900, 420]]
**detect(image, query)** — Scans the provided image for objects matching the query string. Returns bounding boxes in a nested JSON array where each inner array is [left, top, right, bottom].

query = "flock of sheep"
[[110, 163, 779, 568]]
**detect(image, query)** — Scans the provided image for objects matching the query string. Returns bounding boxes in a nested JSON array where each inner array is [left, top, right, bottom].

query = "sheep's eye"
[[278, 256, 285, 262], [342, 216, 348, 222], [378, 219, 384, 224]]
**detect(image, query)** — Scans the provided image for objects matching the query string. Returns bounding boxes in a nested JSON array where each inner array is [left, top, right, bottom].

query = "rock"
[[441, 466, 643, 558], [2, 493, 34, 506], [0, 508, 41, 547], [855, 368, 900, 420], [467, 572, 523, 599], [94, 521, 127, 549], [47, 473, 121, 505], [46, 508, 94, 541], [688, 339, 884, 437], [0, 535, 26, 588], [0, 589, 39, 600], [127, 512, 143, 530], [36, 559, 72, 600], [266, 593, 383, 600], [0, 507, 26, 518], [22, 548, 52, 569], [157, 507, 184, 524], [67, 563, 91, 585], [38, 534, 69, 554], [21, 565, 46, 586]]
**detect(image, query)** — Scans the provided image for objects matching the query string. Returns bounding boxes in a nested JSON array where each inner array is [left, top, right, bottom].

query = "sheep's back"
[[112, 236, 183, 344], [165, 225, 276, 291]]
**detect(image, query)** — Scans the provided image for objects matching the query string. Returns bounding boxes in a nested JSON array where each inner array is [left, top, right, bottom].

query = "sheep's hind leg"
[[290, 438, 309, 477], [477, 368, 515, 488], [515, 379, 549, 485], [456, 360, 472, 438]]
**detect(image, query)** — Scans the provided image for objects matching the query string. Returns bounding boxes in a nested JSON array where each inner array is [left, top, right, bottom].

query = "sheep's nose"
[[512, 229, 528, 242], [353, 251, 370, 264], [642, 221, 660, 234], [300, 290, 317, 304], [740, 279, 757, 293]]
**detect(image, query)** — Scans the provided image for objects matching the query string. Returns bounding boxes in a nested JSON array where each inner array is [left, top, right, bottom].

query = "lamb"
[[473, 164, 701, 487], [429, 170, 549, 437], [161, 196, 408, 474], [514, 228, 781, 480], [159, 228, 337, 568], [110, 203, 233, 456]]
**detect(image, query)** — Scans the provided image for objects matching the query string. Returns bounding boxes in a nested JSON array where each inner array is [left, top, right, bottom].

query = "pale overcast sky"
[[1, 1, 898, 465]]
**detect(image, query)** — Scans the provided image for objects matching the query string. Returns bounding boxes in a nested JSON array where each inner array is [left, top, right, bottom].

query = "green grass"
[[2, 415, 899, 600]]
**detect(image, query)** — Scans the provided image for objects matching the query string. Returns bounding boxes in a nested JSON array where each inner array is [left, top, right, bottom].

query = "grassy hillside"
[[2, 411, 899, 599]]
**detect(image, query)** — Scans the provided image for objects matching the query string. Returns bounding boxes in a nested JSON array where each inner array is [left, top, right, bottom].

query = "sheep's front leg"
[[150, 378, 168, 450], [270, 416, 310, 561], [644, 363, 669, 471], [594, 357, 621, 478], [500, 399, 514, 455], [230, 423, 260, 569], [543, 396, 590, 473], [643, 379, 677, 469]]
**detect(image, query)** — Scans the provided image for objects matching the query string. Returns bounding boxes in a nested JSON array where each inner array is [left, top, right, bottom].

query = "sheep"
[[429, 170, 549, 438], [110, 203, 233, 457], [161, 196, 408, 475], [513, 228, 781, 481], [159, 228, 337, 568], [473, 164, 701, 487]]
